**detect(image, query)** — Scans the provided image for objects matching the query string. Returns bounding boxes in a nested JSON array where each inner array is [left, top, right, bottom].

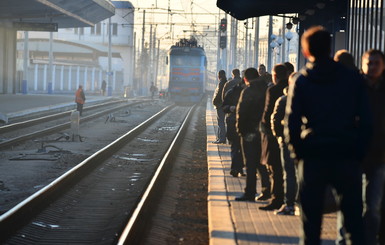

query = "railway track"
[[0, 99, 149, 149], [0, 104, 198, 244]]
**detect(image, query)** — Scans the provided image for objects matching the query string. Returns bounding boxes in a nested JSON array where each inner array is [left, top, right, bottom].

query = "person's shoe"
[[259, 201, 282, 211], [235, 194, 255, 202], [230, 169, 239, 177], [212, 140, 226, 144], [274, 205, 295, 215], [256, 193, 271, 201]]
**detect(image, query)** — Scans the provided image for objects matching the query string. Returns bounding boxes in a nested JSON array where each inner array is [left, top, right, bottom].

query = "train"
[[166, 37, 207, 103]]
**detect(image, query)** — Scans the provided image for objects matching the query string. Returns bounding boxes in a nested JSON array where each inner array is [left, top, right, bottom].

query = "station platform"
[[206, 100, 338, 245]]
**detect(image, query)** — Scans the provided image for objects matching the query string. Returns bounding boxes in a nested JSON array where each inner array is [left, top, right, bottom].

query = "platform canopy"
[[217, 0, 325, 20], [0, 0, 115, 29]]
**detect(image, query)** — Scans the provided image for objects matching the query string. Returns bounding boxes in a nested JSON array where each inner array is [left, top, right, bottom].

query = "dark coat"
[[285, 58, 372, 160], [222, 76, 242, 101], [212, 77, 227, 109], [236, 78, 267, 139], [364, 75, 385, 169], [260, 79, 287, 165], [260, 79, 288, 136], [271, 92, 287, 140], [222, 81, 244, 141]]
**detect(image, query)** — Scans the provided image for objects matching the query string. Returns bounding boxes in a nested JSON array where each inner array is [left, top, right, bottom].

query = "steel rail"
[[0, 104, 175, 242], [117, 105, 196, 244]]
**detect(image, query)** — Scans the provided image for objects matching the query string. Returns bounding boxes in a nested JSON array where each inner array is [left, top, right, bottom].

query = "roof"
[[216, 0, 339, 20], [111, 1, 134, 9], [0, 0, 115, 28]]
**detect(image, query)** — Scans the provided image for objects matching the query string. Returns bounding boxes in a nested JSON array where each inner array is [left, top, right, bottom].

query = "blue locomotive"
[[166, 37, 207, 103]]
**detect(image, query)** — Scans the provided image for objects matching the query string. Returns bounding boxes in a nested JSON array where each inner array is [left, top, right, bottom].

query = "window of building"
[[90, 26, 95, 35], [96, 23, 101, 35], [113, 23, 118, 36], [80, 28, 84, 35], [74, 28, 78, 34]]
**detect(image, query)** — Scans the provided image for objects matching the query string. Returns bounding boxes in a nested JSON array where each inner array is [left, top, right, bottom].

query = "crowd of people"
[[212, 25, 384, 245]]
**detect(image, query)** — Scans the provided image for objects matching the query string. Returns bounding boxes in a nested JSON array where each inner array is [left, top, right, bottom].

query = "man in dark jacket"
[[222, 69, 242, 99], [285, 26, 371, 245], [271, 72, 298, 216], [212, 70, 227, 143], [234, 67, 270, 201], [259, 64, 288, 210], [222, 74, 245, 177], [361, 49, 385, 245]]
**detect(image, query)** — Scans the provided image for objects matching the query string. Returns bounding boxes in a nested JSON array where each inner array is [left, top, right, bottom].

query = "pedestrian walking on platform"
[[235, 67, 270, 201], [285, 26, 372, 245], [361, 49, 385, 245], [75, 85, 86, 116], [212, 70, 227, 144]]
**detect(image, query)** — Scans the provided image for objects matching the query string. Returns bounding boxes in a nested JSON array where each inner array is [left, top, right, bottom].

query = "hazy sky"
[[129, 0, 223, 48]]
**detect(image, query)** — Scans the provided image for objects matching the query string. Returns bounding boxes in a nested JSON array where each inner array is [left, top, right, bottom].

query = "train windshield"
[[170, 56, 201, 67]]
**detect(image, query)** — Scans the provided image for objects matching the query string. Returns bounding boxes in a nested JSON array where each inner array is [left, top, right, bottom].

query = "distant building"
[[17, 1, 134, 95]]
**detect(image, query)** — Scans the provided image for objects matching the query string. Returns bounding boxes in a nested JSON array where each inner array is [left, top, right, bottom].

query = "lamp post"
[[270, 35, 278, 67], [285, 31, 294, 63]]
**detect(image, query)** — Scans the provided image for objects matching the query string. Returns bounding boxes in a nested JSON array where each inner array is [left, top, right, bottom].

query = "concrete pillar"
[[34, 64, 38, 91], [43, 64, 47, 90], [76, 66, 80, 88], [91, 67, 95, 91], [68, 66, 72, 91], [0, 23, 17, 94], [60, 65, 64, 91], [84, 67, 88, 91]]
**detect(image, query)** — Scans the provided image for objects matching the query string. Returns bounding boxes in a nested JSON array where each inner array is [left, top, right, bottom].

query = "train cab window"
[[171, 56, 201, 66]]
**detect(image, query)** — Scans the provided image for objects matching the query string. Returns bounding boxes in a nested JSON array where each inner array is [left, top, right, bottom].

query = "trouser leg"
[[298, 159, 325, 245]]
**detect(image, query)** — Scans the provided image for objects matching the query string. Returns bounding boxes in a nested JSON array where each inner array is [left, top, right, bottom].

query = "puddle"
[[136, 137, 159, 143], [32, 221, 60, 229], [158, 126, 178, 131], [115, 155, 152, 162]]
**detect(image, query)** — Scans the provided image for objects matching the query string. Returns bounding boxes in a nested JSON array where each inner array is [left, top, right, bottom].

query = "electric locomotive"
[[166, 37, 207, 103]]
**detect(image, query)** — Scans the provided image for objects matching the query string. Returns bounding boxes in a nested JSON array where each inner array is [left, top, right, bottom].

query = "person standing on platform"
[[258, 64, 273, 87], [212, 70, 227, 144], [150, 82, 157, 99], [361, 49, 385, 245], [271, 71, 298, 216], [75, 85, 86, 116], [259, 64, 288, 211], [222, 69, 245, 177], [285, 26, 371, 245], [101, 80, 107, 96], [222, 69, 242, 99], [235, 67, 270, 201]]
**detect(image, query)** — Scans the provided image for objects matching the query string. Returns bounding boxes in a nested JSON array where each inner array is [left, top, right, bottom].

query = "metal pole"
[[244, 21, 248, 70], [254, 17, 259, 68], [217, 13, 221, 72], [49, 32, 53, 94], [133, 32, 136, 93], [155, 39, 160, 89], [108, 17, 112, 96], [282, 17, 286, 63], [267, 16, 273, 73], [22, 31, 29, 94]]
